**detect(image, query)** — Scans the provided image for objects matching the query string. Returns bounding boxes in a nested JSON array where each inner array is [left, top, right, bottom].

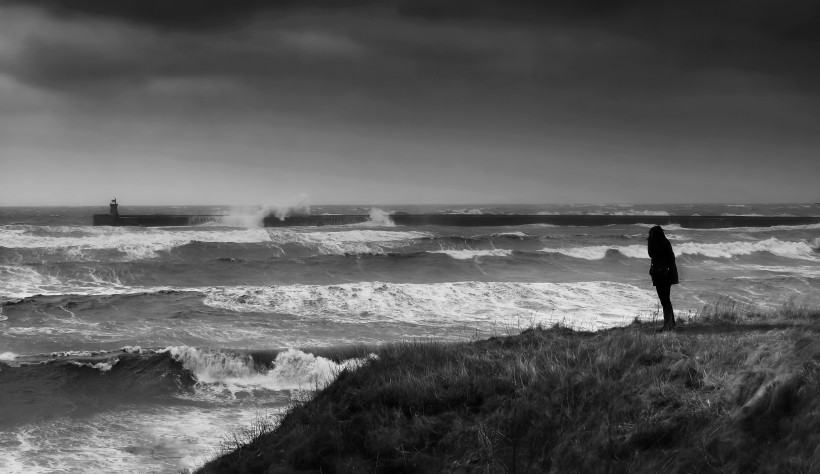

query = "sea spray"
[[0, 352, 17, 361], [267, 349, 372, 390], [367, 208, 395, 226], [221, 195, 313, 226], [264, 193, 311, 222], [162, 346, 371, 392]]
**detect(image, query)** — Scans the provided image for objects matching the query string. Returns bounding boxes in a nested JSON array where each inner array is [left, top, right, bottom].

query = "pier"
[[92, 213, 820, 229]]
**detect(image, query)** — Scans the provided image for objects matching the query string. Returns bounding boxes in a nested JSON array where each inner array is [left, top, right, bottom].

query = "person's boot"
[[660, 308, 672, 331]]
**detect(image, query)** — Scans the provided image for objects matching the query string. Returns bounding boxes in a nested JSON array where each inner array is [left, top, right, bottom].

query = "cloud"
[[1, 1, 817, 151], [2, 0, 816, 94], [0, 9, 375, 94], [2, 0, 287, 29]]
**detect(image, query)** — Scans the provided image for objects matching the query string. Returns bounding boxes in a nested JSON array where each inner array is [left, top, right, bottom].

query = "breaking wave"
[[0, 346, 371, 404], [540, 238, 818, 261], [163, 346, 370, 392], [428, 249, 514, 259], [0, 226, 272, 260], [266, 229, 430, 255], [538, 210, 670, 216], [200, 281, 658, 327]]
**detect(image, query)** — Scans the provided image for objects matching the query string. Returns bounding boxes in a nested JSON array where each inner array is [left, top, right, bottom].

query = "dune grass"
[[197, 303, 820, 473]]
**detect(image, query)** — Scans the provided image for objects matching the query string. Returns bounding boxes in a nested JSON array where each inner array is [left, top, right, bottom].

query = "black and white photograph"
[[1, 1, 818, 472]]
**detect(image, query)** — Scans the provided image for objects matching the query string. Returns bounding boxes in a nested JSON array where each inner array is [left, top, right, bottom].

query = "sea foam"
[[201, 281, 658, 328], [428, 249, 514, 259], [162, 346, 369, 391], [68, 359, 119, 373], [0, 352, 17, 361], [0, 226, 272, 260], [675, 238, 817, 260], [266, 229, 430, 255], [540, 238, 818, 261], [0, 264, 175, 298]]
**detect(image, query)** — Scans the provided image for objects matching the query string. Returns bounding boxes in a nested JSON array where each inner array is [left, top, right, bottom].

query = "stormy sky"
[[1, 0, 818, 205]]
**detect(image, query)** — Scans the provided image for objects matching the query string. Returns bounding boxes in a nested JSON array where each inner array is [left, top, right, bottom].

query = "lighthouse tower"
[[109, 198, 119, 217]]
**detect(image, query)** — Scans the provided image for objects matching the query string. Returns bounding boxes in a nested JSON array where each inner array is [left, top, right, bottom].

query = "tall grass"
[[197, 304, 819, 473]]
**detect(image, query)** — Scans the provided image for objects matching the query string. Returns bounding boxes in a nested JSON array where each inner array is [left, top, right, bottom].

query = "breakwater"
[[92, 213, 820, 228], [93, 214, 223, 226]]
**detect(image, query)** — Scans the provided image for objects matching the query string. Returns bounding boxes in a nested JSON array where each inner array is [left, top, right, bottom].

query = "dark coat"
[[647, 227, 679, 286]]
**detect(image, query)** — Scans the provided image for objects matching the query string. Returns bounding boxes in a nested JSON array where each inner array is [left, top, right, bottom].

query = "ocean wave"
[[68, 359, 119, 373], [475, 231, 539, 240], [733, 264, 820, 278], [674, 238, 817, 260], [48, 350, 100, 357], [0, 351, 195, 403], [691, 223, 820, 233], [540, 238, 818, 261], [438, 208, 485, 214], [634, 223, 684, 230], [0, 265, 172, 299], [0, 352, 17, 361], [537, 210, 670, 216], [635, 222, 820, 233], [0, 277, 682, 330], [607, 210, 671, 216], [0, 225, 434, 262], [200, 281, 658, 327], [428, 249, 514, 260], [3, 345, 371, 395], [419, 235, 482, 245], [0, 265, 68, 298], [539, 245, 646, 260], [266, 229, 430, 255], [163, 346, 369, 392], [490, 231, 529, 239], [0, 226, 273, 260]]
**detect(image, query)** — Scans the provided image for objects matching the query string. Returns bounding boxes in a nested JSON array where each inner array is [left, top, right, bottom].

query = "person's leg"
[[668, 286, 676, 328], [655, 284, 672, 329]]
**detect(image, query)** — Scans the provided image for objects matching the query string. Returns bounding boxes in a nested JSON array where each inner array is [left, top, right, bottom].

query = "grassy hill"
[[197, 302, 820, 473]]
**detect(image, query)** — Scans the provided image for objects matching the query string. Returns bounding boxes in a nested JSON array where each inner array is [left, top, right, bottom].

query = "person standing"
[[647, 225, 679, 331]]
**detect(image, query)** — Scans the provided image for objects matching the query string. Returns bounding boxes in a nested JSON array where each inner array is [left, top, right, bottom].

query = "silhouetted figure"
[[647, 225, 678, 331]]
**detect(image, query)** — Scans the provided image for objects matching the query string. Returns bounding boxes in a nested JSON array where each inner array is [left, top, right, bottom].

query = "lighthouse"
[[109, 198, 119, 218]]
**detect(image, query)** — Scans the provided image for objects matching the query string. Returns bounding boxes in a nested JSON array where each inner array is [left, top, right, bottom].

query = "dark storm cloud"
[[0, 0, 370, 29], [1, 0, 818, 129], [9, 28, 366, 89], [2, 0, 817, 94], [403, 0, 820, 88]]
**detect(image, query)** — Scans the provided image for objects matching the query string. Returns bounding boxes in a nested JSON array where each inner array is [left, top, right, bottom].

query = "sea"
[[1, 203, 818, 473]]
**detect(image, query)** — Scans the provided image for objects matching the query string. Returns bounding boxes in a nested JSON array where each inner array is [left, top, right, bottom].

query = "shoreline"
[[196, 303, 820, 473]]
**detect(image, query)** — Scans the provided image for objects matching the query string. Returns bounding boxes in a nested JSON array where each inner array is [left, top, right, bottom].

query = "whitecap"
[[161, 346, 370, 392], [200, 281, 658, 329], [540, 238, 817, 261], [0, 226, 273, 260], [68, 359, 119, 373], [428, 249, 513, 259], [266, 229, 430, 255]]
